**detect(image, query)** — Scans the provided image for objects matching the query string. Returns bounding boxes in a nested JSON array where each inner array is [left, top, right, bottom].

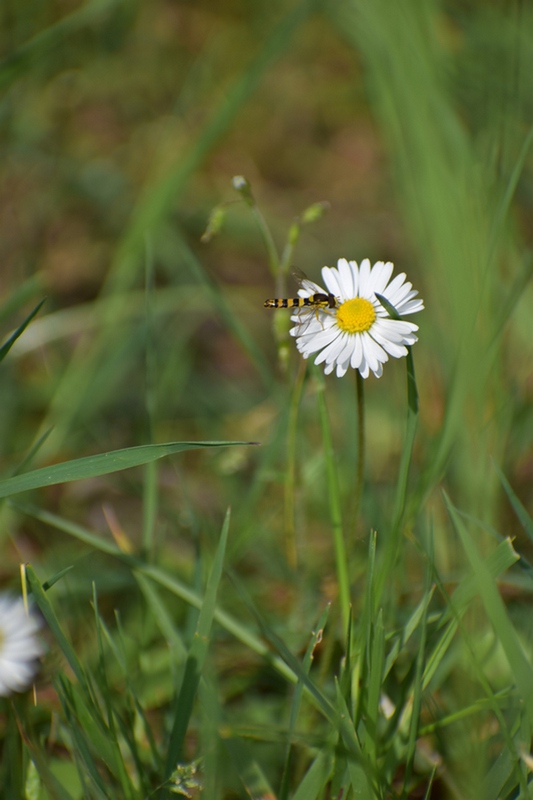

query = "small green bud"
[[301, 201, 330, 225], [201, 205, 226, 243], [232, 175, 254, 206], [288, 221, 301, 247]]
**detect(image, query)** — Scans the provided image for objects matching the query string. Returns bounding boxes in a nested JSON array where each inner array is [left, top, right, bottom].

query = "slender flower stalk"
[[353, 370, 366, 532], [315, 368, 351, 632]]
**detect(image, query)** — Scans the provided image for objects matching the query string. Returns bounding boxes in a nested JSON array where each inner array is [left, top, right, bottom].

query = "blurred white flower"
[[0, 594, 43, 697], [290, 258, 424, 378]]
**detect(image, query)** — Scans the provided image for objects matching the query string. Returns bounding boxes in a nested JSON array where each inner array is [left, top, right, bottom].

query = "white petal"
[[396, 298, 424, 315], [360, 332, 388, 373], [297, 327, 342, 356], [357, 259, 372, 296], [371, 331, 408, 358], [368, 261, 394, 296], [348, 260, 360, 295], [0, 597, 42, 697], [350, 335, 364, 369], [358, 356, 370, 379], [384, 272, 408, 299], [321, 266, 343, 297], [372, 318, 418, 344], [336, 334, 358, 366], [371, 361, 384, 378], [336, 360, 350, 377], [314, 332, 348, 365], [336, 258, 355, 299]]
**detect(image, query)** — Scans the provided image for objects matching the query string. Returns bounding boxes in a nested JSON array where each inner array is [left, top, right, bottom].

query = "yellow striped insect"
[[264, 268, 339, 323]]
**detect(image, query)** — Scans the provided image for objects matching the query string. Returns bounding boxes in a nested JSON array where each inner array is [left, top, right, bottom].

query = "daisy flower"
[[290, 258, 424, 378], [0, 594, 43, 697]]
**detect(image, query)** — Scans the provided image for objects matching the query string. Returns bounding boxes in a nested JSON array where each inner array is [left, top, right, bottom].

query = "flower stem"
[[353, 371, 366, 534], [284, 359, 307, 568], [375, 349, 419, 605], [315, 368, 350, 632]]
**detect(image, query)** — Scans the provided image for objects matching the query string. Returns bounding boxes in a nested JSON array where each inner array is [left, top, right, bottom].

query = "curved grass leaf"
[[494, 462, 533, 542], [162, 509, 230, 791], [445, 494, 533, 720], [0, 0, 120, 93], [0, 299, 46, 363], [0, 440, 255, 499], [290, 750, 334, 800]]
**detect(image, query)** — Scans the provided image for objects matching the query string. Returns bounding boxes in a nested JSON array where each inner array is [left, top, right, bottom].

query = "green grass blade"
[[0, 298, 46, 363], [314, 366, 350, 632], [0, 440, 254, 499], [33, 0, 317, 459], [228, 573, 336, 722], [353, 531, 377, 727], [0, 0, 120, 92], [279, 604, 331, 800], [401, 567, 431, 798], [17, 504, 314, 696], [365, 609, 385, 765], [135, 572, 187, 662], [10, 428, 54, 479], [441, 537, 520, 619], [108, 0, 319, 291], [335, 682, 375, 798], [376, 350, 419, 604], [12, 502, 123, 555], [290, 749, 334, 800], [173, 234, 273, 388], [445, 494, 533, 721], [419, 690, 512, 736], [384, 586, 434, 678], [0, 274, 44, 325], [25, 565, 88, 690], [494, 462, 533, 542], [424, 537, 520, 689], [57, 693, 115, 800], [92, 590, 136, 800], [489, 122, 533, 257], [162, 509, 230, 789], [223, 736, 276, 800], [14, 731, 75, 800]]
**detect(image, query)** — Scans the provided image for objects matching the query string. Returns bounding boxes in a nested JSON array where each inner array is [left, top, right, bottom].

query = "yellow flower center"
[[336, 297, 376, 333]]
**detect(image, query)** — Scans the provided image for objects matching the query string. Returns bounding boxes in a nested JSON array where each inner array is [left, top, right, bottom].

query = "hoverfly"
[[264, 268, 339, 327]]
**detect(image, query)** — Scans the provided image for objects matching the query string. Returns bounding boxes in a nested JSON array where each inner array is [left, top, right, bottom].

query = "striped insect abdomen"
[[264, 293, 337, 309], [264, 297, 306, 308]]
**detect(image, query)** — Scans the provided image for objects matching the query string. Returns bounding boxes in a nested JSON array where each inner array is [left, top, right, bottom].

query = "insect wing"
[[291, 267, 323, 298]]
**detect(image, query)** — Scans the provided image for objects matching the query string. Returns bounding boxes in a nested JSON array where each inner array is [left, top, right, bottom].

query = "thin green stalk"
[[352, 371, 365, 534], [142, 239, 157, 559], [284, 359, 307, 568], [233, 176, 281, 282], [315, 368, 350, 632], [373, 322, 419, 605], [251, 204, 282, 283]]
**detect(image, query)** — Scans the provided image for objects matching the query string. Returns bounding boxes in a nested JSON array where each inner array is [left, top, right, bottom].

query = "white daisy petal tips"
[[290, 258, 424, 378], [0, 594, 43, 697]]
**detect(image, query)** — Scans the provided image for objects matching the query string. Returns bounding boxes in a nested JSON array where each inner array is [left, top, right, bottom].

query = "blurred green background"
[[1, 0, 533, 794]]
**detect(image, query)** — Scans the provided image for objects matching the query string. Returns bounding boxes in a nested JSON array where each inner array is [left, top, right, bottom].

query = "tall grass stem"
[[315, 368, 350, 631]]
